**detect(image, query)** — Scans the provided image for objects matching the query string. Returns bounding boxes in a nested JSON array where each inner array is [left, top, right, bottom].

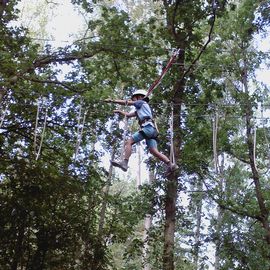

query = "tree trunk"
[[163, 51, 185, 270], [243, 67, 270, 244]]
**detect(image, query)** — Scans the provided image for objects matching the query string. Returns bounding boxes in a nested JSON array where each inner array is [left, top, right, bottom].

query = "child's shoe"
[[111, 160, 128, 172], [165, 162, 179, 177]]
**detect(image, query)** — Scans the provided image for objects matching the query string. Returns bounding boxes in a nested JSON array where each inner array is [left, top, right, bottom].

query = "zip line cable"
[[3, 100, 270, 108]]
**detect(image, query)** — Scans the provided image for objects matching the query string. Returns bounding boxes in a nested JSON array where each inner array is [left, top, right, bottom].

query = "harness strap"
[[139, 126, 159, 140], [138, 117, 153, 126]]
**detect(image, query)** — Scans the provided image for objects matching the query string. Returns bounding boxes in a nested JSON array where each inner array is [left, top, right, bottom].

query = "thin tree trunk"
[[11, 220, 26, 270], [0, 86, 7, 105], [142, 171, 154, 270], [98, 149, 115, 234], [214, 205, 223, 270], [143, 214, 152, 270], [194, 180, 203, 269]]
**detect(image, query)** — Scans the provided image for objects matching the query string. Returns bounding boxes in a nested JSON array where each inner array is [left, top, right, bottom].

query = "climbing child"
[[105, 89, 178, 176]]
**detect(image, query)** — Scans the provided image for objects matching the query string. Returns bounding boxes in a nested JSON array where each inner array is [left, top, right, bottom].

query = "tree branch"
[[180, 4, 217, 81]]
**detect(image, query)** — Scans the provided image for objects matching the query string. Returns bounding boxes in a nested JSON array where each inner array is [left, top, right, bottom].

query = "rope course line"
[[30, 38, 258, 56], [145, 49, 181, 98], [3, 99, 270, 108], [27, 49, 268, 71]]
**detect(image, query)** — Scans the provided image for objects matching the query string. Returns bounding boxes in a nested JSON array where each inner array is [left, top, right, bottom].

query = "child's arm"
[[105, 98, 134, 106], [104, 99, 136, 118], [113, 109, 136, 118]]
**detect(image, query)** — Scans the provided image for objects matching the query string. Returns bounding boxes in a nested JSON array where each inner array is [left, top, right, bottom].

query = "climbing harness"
[[145, 49, 181, 98]]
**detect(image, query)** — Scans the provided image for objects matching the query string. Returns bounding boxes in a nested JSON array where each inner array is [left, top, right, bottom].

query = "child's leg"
[[124, 138, 135, 161], [148, 142, 178, 176], [111, 132, 143, 172], [149, 147, 170, 164]]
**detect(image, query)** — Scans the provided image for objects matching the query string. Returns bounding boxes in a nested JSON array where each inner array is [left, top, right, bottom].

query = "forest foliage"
[[0, 0, 270, 269]]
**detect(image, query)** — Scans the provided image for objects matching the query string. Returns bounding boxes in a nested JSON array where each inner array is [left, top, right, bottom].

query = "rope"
[[120, 100, 129, 161], [36, 106, 48, 160], [137, 142, 142, 188], [0, 104, 8, 129], [33, 99, 40, 153], [75, 100, 83, 160], [261, 103, 270, 166], [145, 49, 180, 98], [169, 104, 175, 164], [213, 109, 219, 173], [75, 108, 88, 160], [253, 123, 257, 171]]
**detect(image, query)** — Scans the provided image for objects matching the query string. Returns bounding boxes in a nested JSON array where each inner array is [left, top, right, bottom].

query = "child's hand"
[[113, 110, 121, 114], [104, 98, 113, 103]]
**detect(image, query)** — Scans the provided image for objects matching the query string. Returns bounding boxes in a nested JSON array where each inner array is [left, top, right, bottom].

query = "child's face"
[[132, 95, 144, 101]]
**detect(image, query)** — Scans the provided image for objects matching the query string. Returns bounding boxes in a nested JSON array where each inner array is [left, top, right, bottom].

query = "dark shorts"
[[132, 124, 158, 149]]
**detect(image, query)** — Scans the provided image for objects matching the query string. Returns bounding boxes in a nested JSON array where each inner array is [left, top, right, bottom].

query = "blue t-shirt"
[[133, 100, 154, 127]]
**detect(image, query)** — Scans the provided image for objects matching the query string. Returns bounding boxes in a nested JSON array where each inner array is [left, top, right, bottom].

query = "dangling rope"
[[33, 99, 40, 154], [212, 108, 219, 173], [137, 142, 142, 188], [261, 102, 270, 167], [169, 104, 175, 164], [0, 104, 8, 129], [36, 104, 48, 160], [253, 121, 257, 171], [145, 49, 181, 98], [74, 98, 88, 160], [120, 100, 129, 161]]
